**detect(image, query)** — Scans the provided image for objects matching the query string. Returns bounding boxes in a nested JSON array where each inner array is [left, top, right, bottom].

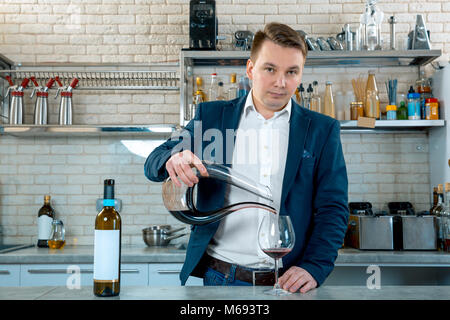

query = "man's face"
[[246, 40, 304, 115]]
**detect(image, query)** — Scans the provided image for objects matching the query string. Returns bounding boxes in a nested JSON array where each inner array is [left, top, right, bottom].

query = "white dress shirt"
[[206, 90, 291, 269]]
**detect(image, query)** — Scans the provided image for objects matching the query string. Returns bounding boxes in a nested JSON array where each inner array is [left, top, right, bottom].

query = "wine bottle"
[[37, 195, 55, 248], [93, 179, 121, 297]]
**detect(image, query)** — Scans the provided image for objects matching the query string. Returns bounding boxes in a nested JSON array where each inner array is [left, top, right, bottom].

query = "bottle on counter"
[[364, 70, 380, 119], [298, 83, 305, 108], [208, 73, 219, 101], [430, 187, 438, 213], [443, 183, 450, 252], [238, 75, 250, 98], [416, 71, 432, 119], [93, 179, 122, 297], [323, 81, 335, 118], [228, 73, 238, 100], [311, 81, 321, 113], [37, 195, 55, 248], [335, 91, 345, 120], [431, 184, 445, 251], [305, 83, 313, 111], [425, 98, 439, 120]]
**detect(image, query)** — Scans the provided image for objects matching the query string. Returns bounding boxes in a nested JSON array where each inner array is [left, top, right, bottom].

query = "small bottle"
[[216, 81, 227, 101], [238, 75, 250, 98], [430, 187, 438, 213], [305, 84, 313, 110], [425, 98, 439, 120], [344, 91, 355, 120], [228, 73, 238, 100], [431, 184, 445, 251], [416, 71, 432, 119], [94, 179, 122, 297], [335, 91, 345, 120], [37, 195, 55, 248], [208, 73, 219, 101], [299, 84, 305, 108], [323, 81, 335, 118], [193, 76, 207, 104], [397, 100, 408, 120], [311, 81, 321, 113], [365, 70, 380, 119], [443, 183, 450, 252], [386, 105, 397, 120]]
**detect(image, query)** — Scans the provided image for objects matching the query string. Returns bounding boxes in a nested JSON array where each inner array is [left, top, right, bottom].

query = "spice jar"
[[425, 98, 439, 120], [386, 105, 397, 120], [350, 101, 364, 120]]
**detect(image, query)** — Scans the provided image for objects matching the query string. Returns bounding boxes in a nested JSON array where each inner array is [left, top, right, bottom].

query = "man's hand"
[[278, 266, 317, 293], [166, 150, 208, 187]]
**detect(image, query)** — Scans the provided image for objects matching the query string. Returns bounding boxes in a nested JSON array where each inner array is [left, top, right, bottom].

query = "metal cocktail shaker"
[[5, 77, 29, 125]]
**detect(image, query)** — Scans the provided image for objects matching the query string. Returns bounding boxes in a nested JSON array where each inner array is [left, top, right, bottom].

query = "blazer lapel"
[[221, 96, 246, 167], [281, 104, 311, 205]]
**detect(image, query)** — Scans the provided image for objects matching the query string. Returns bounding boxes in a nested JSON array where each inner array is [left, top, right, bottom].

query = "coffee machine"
[[189, 0, 217, 50]]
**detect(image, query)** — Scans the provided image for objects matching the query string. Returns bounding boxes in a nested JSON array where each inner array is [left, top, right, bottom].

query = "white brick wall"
[[0, 0, 444, 244]]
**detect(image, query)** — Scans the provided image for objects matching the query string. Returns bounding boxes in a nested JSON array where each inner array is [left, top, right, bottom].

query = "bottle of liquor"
[[443, 183, 450, 252], [228, 73, 238, 100], [193, 76, 206, 104], [430, 187, 438, 213], [208, 73, 218, 101], [93, 179, 121, 297], [323, 81, 335, 118], [431, 184, 445, 251], [37, 195, 55, 248]]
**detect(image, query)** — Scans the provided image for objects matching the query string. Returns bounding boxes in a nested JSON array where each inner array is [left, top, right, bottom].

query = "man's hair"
[[250, 22, 308, 62]]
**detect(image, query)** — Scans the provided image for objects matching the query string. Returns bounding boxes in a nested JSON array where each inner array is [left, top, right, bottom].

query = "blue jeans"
[[203, 267, 252, 286]]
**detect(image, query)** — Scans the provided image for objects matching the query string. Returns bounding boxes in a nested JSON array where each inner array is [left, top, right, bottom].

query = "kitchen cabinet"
[[0, 264, 20, 286], [20, 263, 148, 287], [148, 263, 203, 286]]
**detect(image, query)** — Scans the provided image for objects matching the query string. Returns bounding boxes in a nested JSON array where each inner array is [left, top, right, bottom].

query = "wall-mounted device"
[[234, 31, 254, 51], [189, 0, 217, 50]]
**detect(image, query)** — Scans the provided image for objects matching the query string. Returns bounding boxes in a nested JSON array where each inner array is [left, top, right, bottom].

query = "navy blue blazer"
[[144, 95, 349, 286]]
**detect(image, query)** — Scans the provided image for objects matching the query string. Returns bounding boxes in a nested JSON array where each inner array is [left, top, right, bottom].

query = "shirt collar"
[[244, 89, 292, 122]]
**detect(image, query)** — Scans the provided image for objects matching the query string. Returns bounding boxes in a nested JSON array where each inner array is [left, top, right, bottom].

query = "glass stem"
[[274, 258, 280, 288]]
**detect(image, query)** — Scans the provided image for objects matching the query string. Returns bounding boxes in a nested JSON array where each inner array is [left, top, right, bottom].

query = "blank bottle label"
[[93, 230, 120, 281], [38, 215, 53, 240]]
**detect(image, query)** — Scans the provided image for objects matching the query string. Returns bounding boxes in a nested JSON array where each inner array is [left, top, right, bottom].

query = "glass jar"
[[350, 102, 364, 120], [386, 105, 397, 120], [425, 98, 439, 120]]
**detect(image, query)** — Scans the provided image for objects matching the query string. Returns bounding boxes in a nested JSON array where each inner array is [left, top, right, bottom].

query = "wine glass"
[[258, 214, 295, 295]]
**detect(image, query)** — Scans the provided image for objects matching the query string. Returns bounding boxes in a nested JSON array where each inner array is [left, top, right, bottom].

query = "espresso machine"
[[189, 0, 217, 50]]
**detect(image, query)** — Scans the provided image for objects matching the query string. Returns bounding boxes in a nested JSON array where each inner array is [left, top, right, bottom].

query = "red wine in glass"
[[262, 248, 292, 259]]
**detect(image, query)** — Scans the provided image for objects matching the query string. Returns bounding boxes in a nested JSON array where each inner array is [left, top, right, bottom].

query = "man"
[[145, 23, 349, 293]]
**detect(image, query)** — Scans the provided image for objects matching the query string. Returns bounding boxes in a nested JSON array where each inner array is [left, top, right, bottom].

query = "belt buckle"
[[252, 270, 272, 286]]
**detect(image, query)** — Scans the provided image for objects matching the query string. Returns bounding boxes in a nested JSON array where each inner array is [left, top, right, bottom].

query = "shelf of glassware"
[[0, 124, 179, 137], [339, 119, 445, 131]]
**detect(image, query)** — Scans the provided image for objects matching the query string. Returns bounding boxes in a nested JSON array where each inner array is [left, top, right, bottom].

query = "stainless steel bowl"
[[143, 225, 185, 235]]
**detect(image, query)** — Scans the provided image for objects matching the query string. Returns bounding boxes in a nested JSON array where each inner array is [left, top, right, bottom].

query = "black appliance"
[[189, 0, 217, 50]]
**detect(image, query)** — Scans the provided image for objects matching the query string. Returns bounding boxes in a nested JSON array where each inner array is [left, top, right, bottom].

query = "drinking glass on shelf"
[[258, 214, 295, 295]]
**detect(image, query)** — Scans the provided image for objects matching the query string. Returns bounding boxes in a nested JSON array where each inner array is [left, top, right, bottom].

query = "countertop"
[[0, 285, 449, 300], [0, 245, 449, 266]]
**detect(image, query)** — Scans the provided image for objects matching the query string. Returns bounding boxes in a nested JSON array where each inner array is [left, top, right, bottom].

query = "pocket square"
[[302, 149, 313, 159]]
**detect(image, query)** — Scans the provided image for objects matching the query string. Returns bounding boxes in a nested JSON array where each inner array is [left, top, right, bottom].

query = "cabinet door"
[[20, 264, 148, 287], [0, 264, 20, 286], [148, 263, 203, 286]]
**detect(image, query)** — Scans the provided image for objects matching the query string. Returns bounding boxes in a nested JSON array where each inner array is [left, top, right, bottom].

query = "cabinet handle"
[[0, 270, 11, 275], [28, 269, 140, 274], [157, 270, 181, 274]]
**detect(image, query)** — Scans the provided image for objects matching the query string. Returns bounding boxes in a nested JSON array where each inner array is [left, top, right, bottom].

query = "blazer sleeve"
[[144, 103, 201, 182], [298, 120, 349, 286]]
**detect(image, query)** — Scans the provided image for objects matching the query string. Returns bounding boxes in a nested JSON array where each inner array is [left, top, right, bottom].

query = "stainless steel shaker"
[[31, 77, 55, 125], [5, 77, 29, 125], [55, 77, 78, 125]]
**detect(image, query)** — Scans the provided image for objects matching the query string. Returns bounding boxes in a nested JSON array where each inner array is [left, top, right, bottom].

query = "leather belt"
[[205, 255, 275, 286]]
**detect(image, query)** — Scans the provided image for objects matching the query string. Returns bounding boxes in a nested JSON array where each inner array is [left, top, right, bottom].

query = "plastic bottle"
[[335, 91, 345, 120], [228, 73, 238, 100], [407, 86, 420, 120], [365, 70, 380, 119], [208, 73, 219, 101], [397, 100, 408, 120], [323, 81, 335, 118]]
